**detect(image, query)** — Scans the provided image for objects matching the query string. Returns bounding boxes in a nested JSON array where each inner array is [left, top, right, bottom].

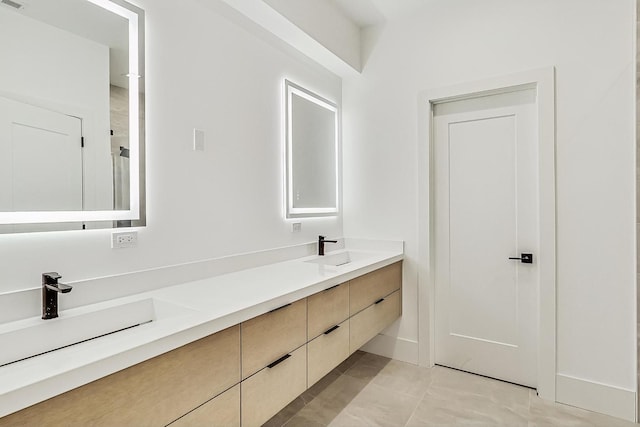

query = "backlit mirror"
[[0, 0, 145, 232], [285, 80, 339, 218]]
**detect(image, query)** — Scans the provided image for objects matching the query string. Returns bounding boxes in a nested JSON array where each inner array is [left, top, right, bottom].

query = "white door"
[[433, 88, 539, 388], [0, 96, 83, 213]]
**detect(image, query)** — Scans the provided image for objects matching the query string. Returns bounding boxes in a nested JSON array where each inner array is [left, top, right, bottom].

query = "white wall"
[[343, 0, 636, 397], [0, 0, 342, 294]]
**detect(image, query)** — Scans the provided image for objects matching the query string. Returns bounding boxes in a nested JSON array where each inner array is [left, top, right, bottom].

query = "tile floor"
[[265, 351, 637, 427]]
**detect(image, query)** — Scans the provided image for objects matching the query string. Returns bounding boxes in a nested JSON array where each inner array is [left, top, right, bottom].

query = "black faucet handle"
[[44, 282, 73, 293], [56, 283, 73, 293], [43, 272, 62, 282]]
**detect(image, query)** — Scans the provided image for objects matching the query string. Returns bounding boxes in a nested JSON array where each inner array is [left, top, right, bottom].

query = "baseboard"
[[556, 374, 636, 422], [360, 334, 419, 365]]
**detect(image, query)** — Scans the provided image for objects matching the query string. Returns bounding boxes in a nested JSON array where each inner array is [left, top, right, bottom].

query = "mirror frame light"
[[0, 0, 143, 226], [285, 79, 340, 219]]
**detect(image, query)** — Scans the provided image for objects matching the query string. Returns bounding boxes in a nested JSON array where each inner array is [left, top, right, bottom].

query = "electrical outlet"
[[112, 231, 138, 249], [292, 222, 302, 233]]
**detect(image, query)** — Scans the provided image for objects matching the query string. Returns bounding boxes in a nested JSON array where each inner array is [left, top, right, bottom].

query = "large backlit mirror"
[[285, 80, 339, 219], [0, 0, 145, 233]]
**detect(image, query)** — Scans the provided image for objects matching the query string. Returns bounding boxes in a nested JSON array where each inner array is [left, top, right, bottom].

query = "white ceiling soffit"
[[330, 0, 385, 28], [264, 0, 361, 71], [220, 0, 363, 77]]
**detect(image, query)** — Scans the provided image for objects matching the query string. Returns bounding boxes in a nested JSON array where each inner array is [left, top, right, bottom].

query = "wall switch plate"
[[112, 231, 138, 248], [291, 222, 302, 233], [193, 128, 205, 151]]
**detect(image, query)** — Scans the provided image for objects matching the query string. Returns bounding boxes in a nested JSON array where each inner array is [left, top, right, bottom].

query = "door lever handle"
[[508, 253, 533, 264]]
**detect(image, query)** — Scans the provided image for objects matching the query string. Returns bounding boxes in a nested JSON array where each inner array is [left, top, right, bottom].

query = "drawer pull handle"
[[374, 298, 385, 305], [324, 325, 340, 335], [269, 303, 291, 313], [324, 284, 340, 292], [267, 353, 291, 369]]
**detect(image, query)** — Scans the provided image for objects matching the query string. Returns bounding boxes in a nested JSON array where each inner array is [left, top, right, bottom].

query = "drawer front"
[[350, 261, 402, 315], [0, 325, 241, 427], [241, 298, 307, 379], [307, 320, 349, 387], [241, 345, 307, 427], [169, 384, 240, 427], [307, 282, 349, 339], [350, 290, 402, 353]]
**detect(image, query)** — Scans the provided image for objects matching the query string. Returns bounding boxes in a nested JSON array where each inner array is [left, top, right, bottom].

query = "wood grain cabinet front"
[[307, 319, 349, 386], [241, 298, 307, 379], [241, 345, 307, 427], [349, 261, 402, 315], [307, 282, 349, 340], [169, 384, 240, 427], [0, 325, 241, 427], [350, 290, 402, 354]]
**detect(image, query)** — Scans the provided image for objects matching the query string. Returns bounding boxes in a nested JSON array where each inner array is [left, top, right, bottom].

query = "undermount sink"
[[305, 250, 373, 267], [0, 298, 194, 367]]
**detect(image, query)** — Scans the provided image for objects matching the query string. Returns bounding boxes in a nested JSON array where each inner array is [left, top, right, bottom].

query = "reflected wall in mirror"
[[0, 0, 145, 233], [285, 80, 339, 219]]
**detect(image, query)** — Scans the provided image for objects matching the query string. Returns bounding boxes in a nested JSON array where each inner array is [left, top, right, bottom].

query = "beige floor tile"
[[370, 359, 435, 398], [328, 382, 421, 427], [267, 353, 637, 427], [406, 385, 529, 426], [334, 351, 366, 374], [263, 396, 306, 427], [284, 374, 370, 426], [303, 369, 343, 403], [344, 352, 392, 381], [430, 366, 531, 412], [284, 415, 326, 427]]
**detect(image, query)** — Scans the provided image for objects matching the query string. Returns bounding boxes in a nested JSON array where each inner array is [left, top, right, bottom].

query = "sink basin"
[[305, 251, 373, 267], [0, 298, 193, 367]]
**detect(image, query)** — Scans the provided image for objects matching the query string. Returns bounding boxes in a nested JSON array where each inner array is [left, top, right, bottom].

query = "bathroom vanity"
[[0, 247, 402, 426]]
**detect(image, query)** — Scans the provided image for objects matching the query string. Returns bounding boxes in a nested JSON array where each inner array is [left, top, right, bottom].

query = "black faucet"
[[42, 272, 73, 320], [318, 235, 337, 256]]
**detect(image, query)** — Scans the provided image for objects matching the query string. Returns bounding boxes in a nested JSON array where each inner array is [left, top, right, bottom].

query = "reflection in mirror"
[[285, 80, 339, 219], [0, 0, 145, 233]]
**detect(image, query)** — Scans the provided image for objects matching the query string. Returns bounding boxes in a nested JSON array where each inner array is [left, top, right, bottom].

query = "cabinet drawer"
[[0, 325, 241, 427], [307, 320, 349, 386], [349, 262, 402, 315], [241, 299, 307, 379], [241, 345, 307, 427], [350, 290, 402, 353], [307, 282, 349, 339], [169, 384, 240, 427]]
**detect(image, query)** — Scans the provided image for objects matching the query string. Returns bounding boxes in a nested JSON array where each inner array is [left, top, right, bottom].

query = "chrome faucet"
[[318, 235, 337, 256], [42, 272, 73, 320]]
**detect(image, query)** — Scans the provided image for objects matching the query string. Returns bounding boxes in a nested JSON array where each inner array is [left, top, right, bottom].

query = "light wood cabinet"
[[169, 384, 240, 427], [307, 282, 349, 339], [350, 290, 402, 353], [241, 345, 307, 427], [241, 298, 307, 379], [0, 325, 240, 427], [350, 261, 402, 315], [307, 319, 349, 386]]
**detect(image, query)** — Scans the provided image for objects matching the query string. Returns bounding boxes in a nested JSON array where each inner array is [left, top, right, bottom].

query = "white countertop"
[[0, 245, 403, 418]]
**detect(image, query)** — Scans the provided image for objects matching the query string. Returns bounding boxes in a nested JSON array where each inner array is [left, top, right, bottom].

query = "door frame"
[[416, 67, 557, 400]]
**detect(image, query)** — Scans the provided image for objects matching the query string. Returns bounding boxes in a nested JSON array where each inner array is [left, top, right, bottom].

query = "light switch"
[[193, 128, 205, 151]]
